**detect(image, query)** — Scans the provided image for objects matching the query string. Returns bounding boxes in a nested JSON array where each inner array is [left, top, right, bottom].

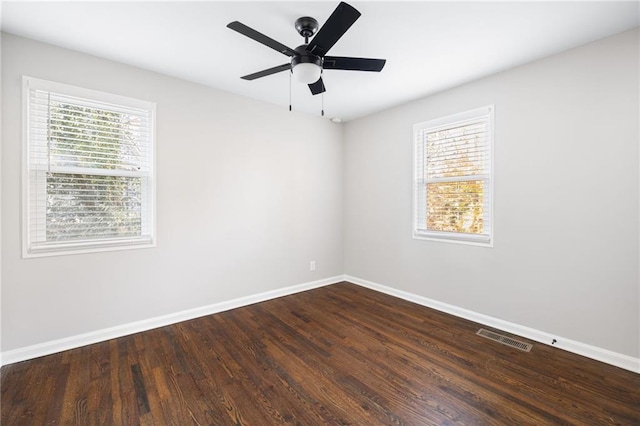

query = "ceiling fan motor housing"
[[292, 45, 322, 68]]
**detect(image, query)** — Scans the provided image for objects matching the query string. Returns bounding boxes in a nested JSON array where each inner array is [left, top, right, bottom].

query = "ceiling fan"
[[227, 2, 386, 96]]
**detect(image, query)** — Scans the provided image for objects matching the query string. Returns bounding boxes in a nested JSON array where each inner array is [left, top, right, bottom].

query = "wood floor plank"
[[2, 282, 639, 425]]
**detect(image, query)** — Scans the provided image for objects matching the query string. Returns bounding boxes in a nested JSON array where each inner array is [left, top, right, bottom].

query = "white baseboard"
[[4, 274, 638, 374], [0, 275, 344, 367], [345, 275, 640, 374]]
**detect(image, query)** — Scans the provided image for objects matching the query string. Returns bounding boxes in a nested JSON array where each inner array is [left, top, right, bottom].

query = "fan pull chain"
[[289, 71, 292, 112], [321, 70, 324, 117]]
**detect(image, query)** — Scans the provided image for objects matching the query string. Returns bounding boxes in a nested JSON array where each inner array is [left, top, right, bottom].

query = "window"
[[413, 106, 493, 246], [23, 76, 156, 257]]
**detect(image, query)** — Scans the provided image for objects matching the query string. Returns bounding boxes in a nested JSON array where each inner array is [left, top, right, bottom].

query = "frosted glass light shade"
[[292, 63, 322, 84]]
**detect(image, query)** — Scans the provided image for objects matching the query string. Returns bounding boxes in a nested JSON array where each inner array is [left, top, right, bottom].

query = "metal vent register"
[[476, 329, 533, 352]]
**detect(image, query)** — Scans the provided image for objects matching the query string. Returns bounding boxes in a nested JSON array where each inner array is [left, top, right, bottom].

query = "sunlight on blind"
[[46, 173, 142, 241]]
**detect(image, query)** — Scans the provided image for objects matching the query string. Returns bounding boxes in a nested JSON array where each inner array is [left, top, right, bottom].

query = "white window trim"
[[412, 105, 494, 247], [22, 76, 157, 258]]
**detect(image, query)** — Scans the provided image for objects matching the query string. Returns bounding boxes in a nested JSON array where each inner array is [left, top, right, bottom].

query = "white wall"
[[1, 33, 343, 352], [343, 29, 639, 358]]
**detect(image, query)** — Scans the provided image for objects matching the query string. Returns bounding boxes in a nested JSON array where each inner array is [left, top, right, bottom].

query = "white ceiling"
[[2, 1, 638, 122]]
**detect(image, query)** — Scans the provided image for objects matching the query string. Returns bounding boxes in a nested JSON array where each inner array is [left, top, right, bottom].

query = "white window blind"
[[413, 106, 493, 246], [23, 76, 156, 257]]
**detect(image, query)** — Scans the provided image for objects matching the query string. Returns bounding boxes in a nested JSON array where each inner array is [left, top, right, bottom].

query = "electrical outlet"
[[309, 261, 316, 271]]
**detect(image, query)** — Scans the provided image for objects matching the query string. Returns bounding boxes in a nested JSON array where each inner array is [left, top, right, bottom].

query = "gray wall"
[[1, 33, 344, 351], [343, 29, 639, 357], [2, 29, 639, 361]]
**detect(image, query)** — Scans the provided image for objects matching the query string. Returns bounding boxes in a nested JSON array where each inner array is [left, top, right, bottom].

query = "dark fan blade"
[[306, 2, 361, 57], [227, 21, 297, 57], [323, 56, 386, 72], [308, 77, 326, 95], [241, 63, 291, 81]]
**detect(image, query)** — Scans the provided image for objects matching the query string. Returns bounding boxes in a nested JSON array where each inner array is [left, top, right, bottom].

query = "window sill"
[[23, 238, 156, 258], [413, 231, 493, 247]]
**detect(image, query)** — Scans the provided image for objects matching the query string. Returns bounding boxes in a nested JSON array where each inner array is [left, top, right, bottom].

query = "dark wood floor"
[[2, 282, 639, 425]]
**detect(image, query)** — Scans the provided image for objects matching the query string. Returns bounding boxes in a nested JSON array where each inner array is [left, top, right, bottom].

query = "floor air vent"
[[476, 329, 533, 352]]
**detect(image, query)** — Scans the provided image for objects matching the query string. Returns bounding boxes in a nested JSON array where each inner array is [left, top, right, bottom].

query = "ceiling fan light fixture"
[[292, 62, 322, 84]]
